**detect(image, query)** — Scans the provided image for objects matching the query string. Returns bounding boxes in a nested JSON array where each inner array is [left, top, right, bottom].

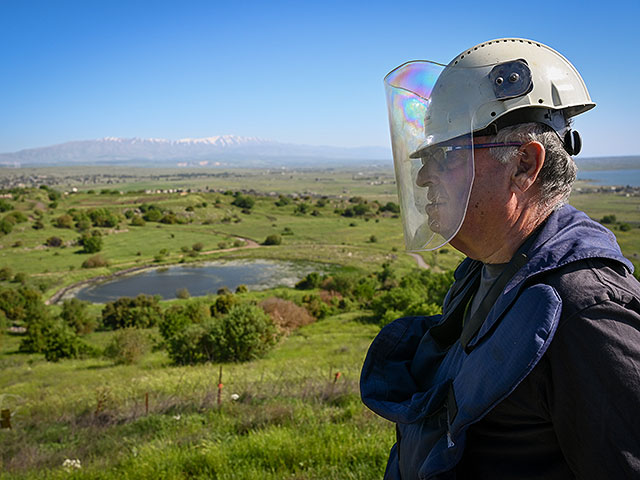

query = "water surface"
[[73, 260, 318, 303]]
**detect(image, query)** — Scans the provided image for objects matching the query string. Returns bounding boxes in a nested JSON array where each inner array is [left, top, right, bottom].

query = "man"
[[360, 38, 640, 479]]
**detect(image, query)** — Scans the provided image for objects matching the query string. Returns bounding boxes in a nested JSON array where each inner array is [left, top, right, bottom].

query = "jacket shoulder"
[[536, 258, 640, 320]]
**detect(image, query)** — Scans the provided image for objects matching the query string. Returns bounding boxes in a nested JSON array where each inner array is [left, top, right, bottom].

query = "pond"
[[70, 260, 320, 303]]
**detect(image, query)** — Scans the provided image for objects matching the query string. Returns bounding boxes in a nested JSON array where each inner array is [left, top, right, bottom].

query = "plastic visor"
[[384, 61, 475, 251]]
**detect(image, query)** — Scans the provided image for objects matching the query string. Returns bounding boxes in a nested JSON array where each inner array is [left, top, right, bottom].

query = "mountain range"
[[0, 135, 392, 168]]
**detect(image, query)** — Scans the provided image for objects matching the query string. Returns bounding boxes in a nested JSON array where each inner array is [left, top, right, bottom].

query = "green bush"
[[0, 218, 14, 235], [600, 214, 617, 224], [60, 298, 97, 335], [210, 293, 240, 317], [0, 266, 13, 281], [43, 321, 89, 362], [206, 304, 278, 362], [295, 272, 323, 290], [166, 304, 278, 364], [82, 254, 109, 268], [54, 214, 74, 229], [275, 195, 291, 207], [192, 242, 204, 252], [176, 287, 191, 299], [79, 231, 103, 253], [231, 195, 255, 210], [0, 199, 12, 212], [159, 303, 206, 341], [619, 223, 632, 232], [104, 328, 150, 364], [102, 294, 162, 330], [130, 215, 146, 226], [263, 234, 282, 246], [45, 236, 64, 247]]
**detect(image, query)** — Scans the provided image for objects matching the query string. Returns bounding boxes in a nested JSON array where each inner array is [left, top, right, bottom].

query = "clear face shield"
[[385, 61, 476, 252]]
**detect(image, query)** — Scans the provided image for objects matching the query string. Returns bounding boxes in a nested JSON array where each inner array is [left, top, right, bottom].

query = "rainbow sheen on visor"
[[385, 61, 475, 252]]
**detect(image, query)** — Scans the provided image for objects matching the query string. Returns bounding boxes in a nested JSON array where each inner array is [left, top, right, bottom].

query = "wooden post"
[[145, 392, 149, 415], [217, 365, 223, 407], [0, 409, 11, 429]]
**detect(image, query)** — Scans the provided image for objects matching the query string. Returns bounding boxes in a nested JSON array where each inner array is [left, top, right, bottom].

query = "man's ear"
[[512, 141, 545, 194]]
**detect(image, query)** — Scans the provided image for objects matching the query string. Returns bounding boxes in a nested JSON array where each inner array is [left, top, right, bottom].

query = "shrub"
[[210, 293, 240, 317], [79, 231, 103, 253], [301, 293, 333, 319], [192, 242, 204, 252], [0, 266, 13, 281], [143, 207, 163, 222], [12, 272, 27, 284], [45, 236, 64, 247], [102, 294, 162, 330], [294, 203, 310, 215], [275, 195, 291, 207], [130, 215, 146, 226], [380, 201, 401, 214], [43, 321, 89, 362], [203, 304, 278, 362], [619, 223, 632, 232], [263, 234, 282, 246], [104, 328, 150, 364], [235, 284, 248, 294], [295, 272, 323, 290], [55, 214, 74, 229], [600, 214, 617, 224], [82, 254, 109, 268], [159, 302, 210, 341], [87, 208, 119, 228], [0, 218, 13, 235], [0, 199, 12, 212], [231, 195, 255, 210], [368, 235, 378, 243], [176, 287, 191, 299], [32, 219, 44, 230], [259, 297, 315, 334], [59, 298, 97, 335]]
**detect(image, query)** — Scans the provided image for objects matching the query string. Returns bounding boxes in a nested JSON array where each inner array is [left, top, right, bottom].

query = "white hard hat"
[[412, 38, 595, 157], [384, 38, 595, 251]]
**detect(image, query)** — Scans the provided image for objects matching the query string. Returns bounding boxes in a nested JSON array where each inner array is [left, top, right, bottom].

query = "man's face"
[[416, 138, 513, 255], [415, 139, 475, 240]]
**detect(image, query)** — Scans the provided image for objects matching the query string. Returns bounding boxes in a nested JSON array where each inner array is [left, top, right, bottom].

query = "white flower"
[[62, 458, 81, 471], [230, 393, 240, 401], [173, 414, 181, 420]]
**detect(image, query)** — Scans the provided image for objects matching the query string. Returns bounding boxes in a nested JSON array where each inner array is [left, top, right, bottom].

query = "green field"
[[0, 167, 638, 479]]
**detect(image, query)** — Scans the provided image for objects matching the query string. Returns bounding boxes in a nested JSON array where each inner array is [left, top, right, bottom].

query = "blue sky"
[[1, 0, 639, 157]]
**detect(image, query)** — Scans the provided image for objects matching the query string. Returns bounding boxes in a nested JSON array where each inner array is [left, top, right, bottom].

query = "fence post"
[[1, 409, 12, 429]]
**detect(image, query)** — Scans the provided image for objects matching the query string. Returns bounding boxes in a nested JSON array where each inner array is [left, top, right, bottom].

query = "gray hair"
[[489, 122, 577, 208]]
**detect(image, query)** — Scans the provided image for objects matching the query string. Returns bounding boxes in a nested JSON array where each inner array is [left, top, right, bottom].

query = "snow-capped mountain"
[[0, 135, 391, 168]]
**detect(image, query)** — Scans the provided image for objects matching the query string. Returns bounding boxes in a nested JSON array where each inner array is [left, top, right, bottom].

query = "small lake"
[[71, 260, 320, 303], [577, 169, 640, 187]]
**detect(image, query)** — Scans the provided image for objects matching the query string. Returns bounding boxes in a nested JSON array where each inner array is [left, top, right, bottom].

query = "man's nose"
[[416, 163, 438, 187]]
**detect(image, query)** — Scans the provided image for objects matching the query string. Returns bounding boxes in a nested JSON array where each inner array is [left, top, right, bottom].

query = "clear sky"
[[1, 0, 639, 158]]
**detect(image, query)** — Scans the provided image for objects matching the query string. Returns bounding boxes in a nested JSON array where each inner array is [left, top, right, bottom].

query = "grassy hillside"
[[0, 167, 638, 479]]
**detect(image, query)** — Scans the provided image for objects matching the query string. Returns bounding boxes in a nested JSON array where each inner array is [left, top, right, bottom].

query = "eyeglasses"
[[420, 142, 522, 172]]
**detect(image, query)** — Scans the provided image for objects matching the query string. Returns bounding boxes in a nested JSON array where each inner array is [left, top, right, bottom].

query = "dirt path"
[[407, 252, 430, 270]]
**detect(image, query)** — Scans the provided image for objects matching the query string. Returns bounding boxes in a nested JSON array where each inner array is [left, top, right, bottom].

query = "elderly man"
[[360, 39, 640, 479]]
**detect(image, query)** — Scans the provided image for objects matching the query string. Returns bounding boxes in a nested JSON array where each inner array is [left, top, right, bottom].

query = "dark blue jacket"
[[360, 205, 636, 479]]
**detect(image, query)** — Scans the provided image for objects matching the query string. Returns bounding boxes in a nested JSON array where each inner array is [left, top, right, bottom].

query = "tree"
[[263, 234, 282, 246], [60, 298, 96, 335], [79, 231, 103, 253], [231, 195, 255, 210], [102, 294, 162, 330]]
